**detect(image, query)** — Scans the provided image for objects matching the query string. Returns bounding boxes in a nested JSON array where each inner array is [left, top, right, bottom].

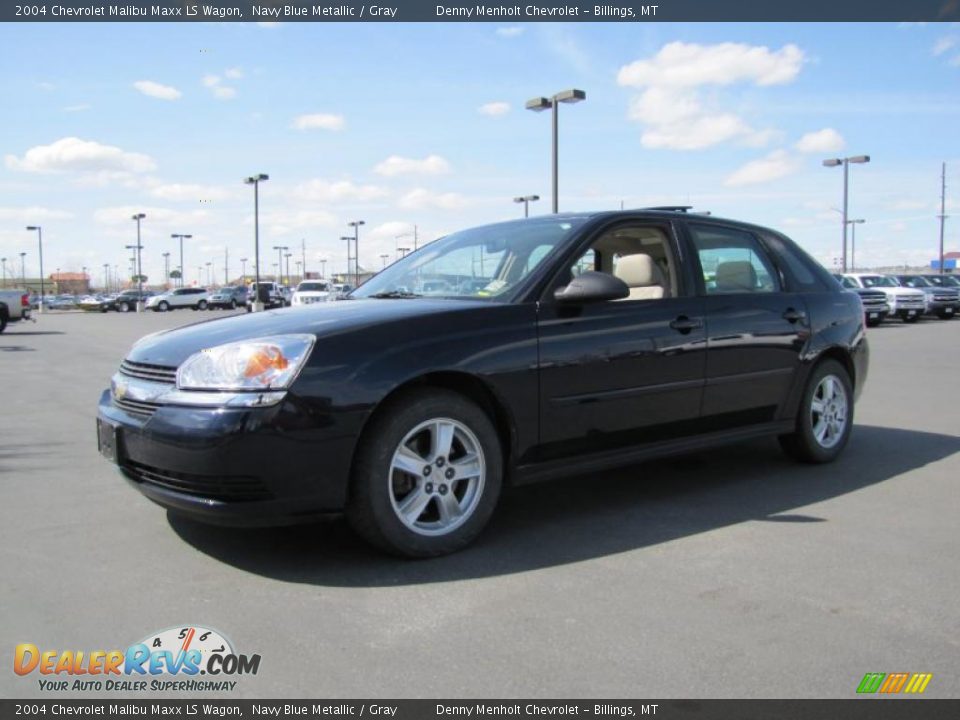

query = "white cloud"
[[618, 41, 804, 151], [5, 137, 156, 175], [496, 26, 524, 38], [224, 67, 244, 79], [93, 206, 211, 228], [795, 128, 846, 153], [367, 221, 416, 240], [149, 184, 231, 202], [292, 113, 345, 131], [618, 41, 804, 89], [202, 74, 237, 100], [374, 155, 451, 177], [724, 150, 800, 187], [933, 36, 957, 56], [479, 101, 510, 117], [63, 104, 91, 113], [0, 206, 74, 222], [398, 188, 466, 210], [293, 179, 388, 203], [133, 80, 181, 101]]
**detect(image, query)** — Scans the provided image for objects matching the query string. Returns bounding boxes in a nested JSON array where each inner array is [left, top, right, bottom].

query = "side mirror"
[[554, 271, 629, 304]]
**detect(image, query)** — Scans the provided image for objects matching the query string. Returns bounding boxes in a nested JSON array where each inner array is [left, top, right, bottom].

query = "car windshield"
[[297, 282, 329, 292], [899, 276, 932, 287], [860, 275, 898, 288], [352, 217, 587, 301], [836, 275, 858, 289]]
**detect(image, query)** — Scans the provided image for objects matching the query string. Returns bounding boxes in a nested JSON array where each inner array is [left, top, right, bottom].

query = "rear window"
[[297, 282, 329, 292], [761, 233, 831, 292]]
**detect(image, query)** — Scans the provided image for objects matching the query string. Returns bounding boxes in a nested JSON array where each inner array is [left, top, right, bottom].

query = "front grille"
[[119, 359, 177, 384], [933, 292, 958, 302], [114, 397, 163, 418], [123, 461, 273, 502]]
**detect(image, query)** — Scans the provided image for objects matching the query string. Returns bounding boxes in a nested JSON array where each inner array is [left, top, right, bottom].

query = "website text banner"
[[3, 0, 959, 23], [2, 700, 960, 719]]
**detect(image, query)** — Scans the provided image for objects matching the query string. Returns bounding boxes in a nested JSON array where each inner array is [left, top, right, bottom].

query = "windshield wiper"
[[368, 290, 422, 299]]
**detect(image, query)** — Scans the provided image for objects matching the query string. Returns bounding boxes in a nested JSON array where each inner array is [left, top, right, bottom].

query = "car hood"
[[879, 287, 925, 297], [125, 298, 491, 367]]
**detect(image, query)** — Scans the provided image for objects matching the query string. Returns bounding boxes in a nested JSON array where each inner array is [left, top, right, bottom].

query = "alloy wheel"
[[810, 374, 848, 449]]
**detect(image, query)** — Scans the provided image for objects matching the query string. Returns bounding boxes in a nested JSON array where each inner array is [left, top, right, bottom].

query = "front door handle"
[[782, 308, 807, 323], [669, 315, 703, 333]]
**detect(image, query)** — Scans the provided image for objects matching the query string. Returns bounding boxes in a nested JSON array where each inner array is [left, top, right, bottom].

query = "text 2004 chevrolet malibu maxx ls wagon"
[[97, 210, 868, 557]]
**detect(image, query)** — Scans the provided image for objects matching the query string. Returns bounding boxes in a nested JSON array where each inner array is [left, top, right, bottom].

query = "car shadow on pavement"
[[168, 424, 959, 585], [0, 331, 65, 336]]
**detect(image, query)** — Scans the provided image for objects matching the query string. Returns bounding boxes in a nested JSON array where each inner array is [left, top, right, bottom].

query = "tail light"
[[21, 294, 29, 308]]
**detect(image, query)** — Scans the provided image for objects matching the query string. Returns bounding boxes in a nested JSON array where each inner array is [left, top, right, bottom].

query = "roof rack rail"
[[644, 205, 693, 213]]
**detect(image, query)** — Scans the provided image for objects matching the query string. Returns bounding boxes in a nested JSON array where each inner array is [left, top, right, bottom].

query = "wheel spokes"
[[430, 421, 456, 461], [392, 445, 425, 476], [397, 487, 432, 525]]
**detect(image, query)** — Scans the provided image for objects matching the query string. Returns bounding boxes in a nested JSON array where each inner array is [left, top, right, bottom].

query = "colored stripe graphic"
[[857, 673, 886, 693], [879, 672, 909, 693], [904, 673, 933, 694]]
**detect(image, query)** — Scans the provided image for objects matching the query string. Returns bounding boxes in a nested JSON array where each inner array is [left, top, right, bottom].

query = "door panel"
[[537, 297, 707, 460], [700, 293, 808, 420]]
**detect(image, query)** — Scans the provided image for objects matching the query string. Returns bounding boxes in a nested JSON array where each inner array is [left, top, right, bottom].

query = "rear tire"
[[779, 359, 853, 464], [347, 389, 502, 558], [230, 299, 237, 309], [118, 302, 131, 313], [197, 299, 208, 311], [0, 310, 7, 334]]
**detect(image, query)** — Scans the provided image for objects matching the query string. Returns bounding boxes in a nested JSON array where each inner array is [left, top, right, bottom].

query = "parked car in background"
[[923, 274, 960, 289], [98, 210, 868, 557], [892, 274, 959, 319], [331, 283, 354, 299], [207, 285, 248, 310], [292, 280, 332, 306], [280, 286, 293, 306], [79, 294, 118, 313], [833, 274, 889, 327], [840, 273, 925, 323], [0, 288, 32, 333], [47, 294, 78, 310], [245, 281, 286, 311], [146, 287, 209, 312], [114, 290, 155, 313]]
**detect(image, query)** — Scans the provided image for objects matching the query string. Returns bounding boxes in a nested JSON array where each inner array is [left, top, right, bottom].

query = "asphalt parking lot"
[[1, 309, 958, 699]]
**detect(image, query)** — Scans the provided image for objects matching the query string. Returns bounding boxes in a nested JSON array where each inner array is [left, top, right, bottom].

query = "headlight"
[[177, 334, 315, 391]]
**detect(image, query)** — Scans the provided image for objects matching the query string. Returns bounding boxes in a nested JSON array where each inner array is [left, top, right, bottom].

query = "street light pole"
[[284, 252, 292, 284], [20, 252, 26, 286], [25, 226, 44, 311], [938, 161, 948, 275], [513, 195, 540, 218], [526, 89, 587, 213], [1, 257, 6, 288], [244, 173, 269, 311], [822, 155, 870, 273], [340, 236, 353, 284], [380, 253, 389, 269], [848, 219, 865, 272], [273, 245, 289, 286], [170, 233, 192, 288], [130, 213, 146, 311], [162, 252, 170, 287], [319, 258, 327, 278], [240, 257, 248, 283], [348, 220, 365, 287]]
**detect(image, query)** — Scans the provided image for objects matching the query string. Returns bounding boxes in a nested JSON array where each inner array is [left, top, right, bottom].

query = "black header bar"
[[3, 0, 959, 23]]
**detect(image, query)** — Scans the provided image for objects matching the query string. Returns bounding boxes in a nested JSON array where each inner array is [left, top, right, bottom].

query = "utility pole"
[[938, 161, 948, 275], [224, 246, 229, 285], [301, 238, 307, 278]]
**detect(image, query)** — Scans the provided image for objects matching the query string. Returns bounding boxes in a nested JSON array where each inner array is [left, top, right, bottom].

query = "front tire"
[[229, 299, 237, 310], [347, 389, 502, 557], [118, 302, 131, 313], [779, 359, 853, 464]]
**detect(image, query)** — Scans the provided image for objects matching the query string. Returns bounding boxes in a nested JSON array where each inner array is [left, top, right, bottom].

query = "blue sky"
[[1, 21, 958, 287]]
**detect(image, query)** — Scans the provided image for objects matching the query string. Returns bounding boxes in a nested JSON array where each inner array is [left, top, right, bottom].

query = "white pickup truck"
[[0, 288, 33, 333]]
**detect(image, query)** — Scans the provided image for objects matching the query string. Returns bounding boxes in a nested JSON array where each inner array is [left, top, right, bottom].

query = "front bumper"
[[924, 299, 959, 316], [97, 389, 361, 525]]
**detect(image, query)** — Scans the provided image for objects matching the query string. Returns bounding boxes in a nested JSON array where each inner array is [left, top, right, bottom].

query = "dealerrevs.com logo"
[[14, 626, 261, 692]]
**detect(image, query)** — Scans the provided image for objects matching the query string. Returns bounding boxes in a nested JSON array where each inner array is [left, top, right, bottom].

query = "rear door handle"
[[669, 316, 703, 333], [783, 308, 807, 323]]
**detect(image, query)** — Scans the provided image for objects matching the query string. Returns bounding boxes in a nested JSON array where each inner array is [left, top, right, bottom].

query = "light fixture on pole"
[[25, 226, 45, 311], [822, 155, 870, 273], [273, 245, 289, 286], [513, 195, 540, 218], [380, 253, 389, 269], [526, 89, 586, 213], [162, 252, 171, 287], [397, 246, 410, 259], [130, 212, 146, 311], [170, 233, 192, 288], [347, 220, 365, 287], [847, 219, 865, 272], [244, 173, 269, 311], [340, 236, 353, 284]]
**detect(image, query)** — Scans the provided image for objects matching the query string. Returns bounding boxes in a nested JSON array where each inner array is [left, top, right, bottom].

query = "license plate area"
[[97, 418, 122, 464]]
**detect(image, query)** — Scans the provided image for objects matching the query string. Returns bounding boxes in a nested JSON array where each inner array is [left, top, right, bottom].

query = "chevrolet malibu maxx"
[[97, 210, 868, 557]]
